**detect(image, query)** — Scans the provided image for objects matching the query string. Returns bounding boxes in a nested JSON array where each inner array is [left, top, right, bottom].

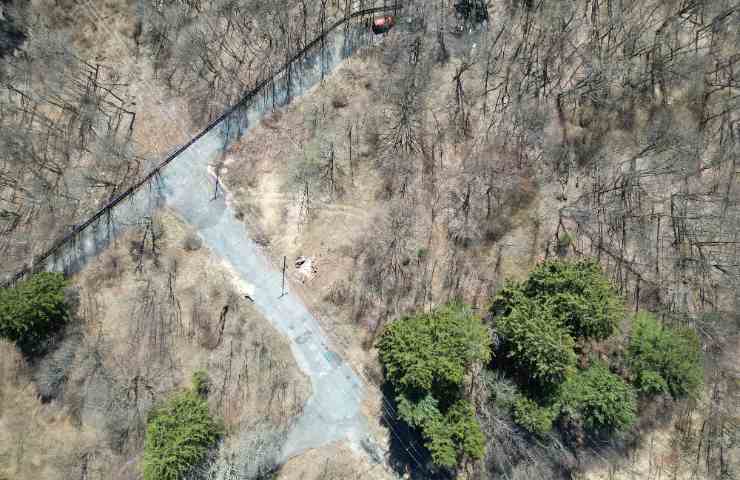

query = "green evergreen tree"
[[521, 259, 624, 340], [627, 312, 703, 399], [378, 303, 491, 469], [425, 400, 486, 468], [0, 272, 69, 355], [143, 373, 223, 480], [511, 395, 558, 437], [492, 286, 577, 388], [559, 363, 637, 434], [489, 260, 643, 439]]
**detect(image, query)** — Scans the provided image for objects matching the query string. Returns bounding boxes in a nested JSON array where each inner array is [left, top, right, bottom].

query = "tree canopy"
[[489, 259, 639, 437], [378, 303, 491, 469], [490, 259, 626, 390], [494, 258, 624, 341], [627, 312, 703, 399], [559, 363, 637, 434], [488, 259, 703, 442], [143, 373, 223, 480], [493, 287, 577, 388], [0, 272, 70, 355], [511, 394, 558, 438]]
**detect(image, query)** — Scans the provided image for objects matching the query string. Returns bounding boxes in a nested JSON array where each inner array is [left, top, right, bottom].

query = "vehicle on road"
[[372, 16, 395, 34]]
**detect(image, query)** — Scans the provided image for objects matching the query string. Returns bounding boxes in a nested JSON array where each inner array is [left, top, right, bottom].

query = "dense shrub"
[[424, 400, 486, 468], [521, 259, 625, 340], [192, 369, 210, 397], [490, 259, 640, 442], [627, 312, 703, 399], [378, 303, 491, 468], [143, 373, 223, 480], [378, 303, 491, 398], [512, 395, 558, 437], [635, 369, 670, 397], [0, 272, 70, 355], [559, 363, 637, 434], [492, 287, 577, 387]]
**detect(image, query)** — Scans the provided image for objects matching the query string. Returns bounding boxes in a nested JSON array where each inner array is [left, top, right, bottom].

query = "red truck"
[[372, 16, 396, 34]]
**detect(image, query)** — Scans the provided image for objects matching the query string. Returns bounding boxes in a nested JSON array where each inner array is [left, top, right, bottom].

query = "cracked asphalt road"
[[158, 26, 388, 464]]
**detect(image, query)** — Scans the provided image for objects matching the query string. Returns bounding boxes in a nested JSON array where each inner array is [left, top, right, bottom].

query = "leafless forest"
[[222, 0, 739, 478], [0, 0, 738, 479]]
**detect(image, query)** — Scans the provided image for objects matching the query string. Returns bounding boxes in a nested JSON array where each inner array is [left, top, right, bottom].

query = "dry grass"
[[222, 56, 388, 350], [276, 442, 395, 480], [222, 48, 553, 315], [77, 209, 311, 430], [32, 0, 198, 153], [0, 341, 93, 480]]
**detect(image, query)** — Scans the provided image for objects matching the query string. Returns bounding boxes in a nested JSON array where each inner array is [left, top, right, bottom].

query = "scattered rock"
[[360, 436, 385, 464], [240, 282, 256, 302], [183, 233, 203, 252], [294, 256, 317, 283], [331, 93, 349, 109]]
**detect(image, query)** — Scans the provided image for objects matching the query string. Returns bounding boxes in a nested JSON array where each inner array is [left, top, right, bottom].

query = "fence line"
[[2, 2, 402, 288]]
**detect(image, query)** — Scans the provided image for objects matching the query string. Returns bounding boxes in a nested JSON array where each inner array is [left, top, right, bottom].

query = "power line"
[[7, 1, 433, 477], [81, 0, 431, 475], [1, 2, 404, 289]]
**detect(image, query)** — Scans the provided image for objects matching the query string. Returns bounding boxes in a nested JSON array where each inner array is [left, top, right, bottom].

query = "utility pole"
[[348, 122, 354, 185], [280, 256, 287, 297]]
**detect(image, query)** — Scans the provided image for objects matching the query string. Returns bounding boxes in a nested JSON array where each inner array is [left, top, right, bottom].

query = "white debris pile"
[[294, 256, 317, 283]]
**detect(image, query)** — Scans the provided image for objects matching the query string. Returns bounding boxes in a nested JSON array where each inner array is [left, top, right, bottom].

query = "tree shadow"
[[379, 381, 455, 480], [0, 10, 27, 58]]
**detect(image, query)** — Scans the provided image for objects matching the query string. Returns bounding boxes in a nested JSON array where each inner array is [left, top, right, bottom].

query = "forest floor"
[[3, 4, 406, 477], [4, 1, 736, 478], [57, 0, 199, 151], [0, 209, 310, 479], [220, 23, 740, 480]]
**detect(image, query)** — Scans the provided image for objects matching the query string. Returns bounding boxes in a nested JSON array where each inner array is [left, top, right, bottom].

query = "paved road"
[[159, 26, 386, 463]]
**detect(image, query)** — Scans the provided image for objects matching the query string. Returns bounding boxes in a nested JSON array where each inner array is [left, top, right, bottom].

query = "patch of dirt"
[[222, 53, 393, 422], [277, 442, 395, 480]]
